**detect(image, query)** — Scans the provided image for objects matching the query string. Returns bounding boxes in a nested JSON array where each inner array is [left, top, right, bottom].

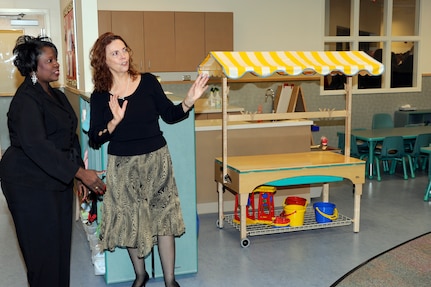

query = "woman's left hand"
[[76, 180, 90, 201], [183, 73, 209, 109]]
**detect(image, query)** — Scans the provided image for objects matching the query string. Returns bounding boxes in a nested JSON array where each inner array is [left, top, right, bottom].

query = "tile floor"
[[1, 170, 431, 287]]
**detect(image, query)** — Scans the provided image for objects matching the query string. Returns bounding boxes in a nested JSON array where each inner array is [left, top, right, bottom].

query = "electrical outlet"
[[182, 75, 191, 81]]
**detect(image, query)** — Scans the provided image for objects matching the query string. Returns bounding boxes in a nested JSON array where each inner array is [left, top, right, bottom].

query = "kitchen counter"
[[194, 98, 244, 120], [194, 98, 244, 114], [195, 118, 313, 131]]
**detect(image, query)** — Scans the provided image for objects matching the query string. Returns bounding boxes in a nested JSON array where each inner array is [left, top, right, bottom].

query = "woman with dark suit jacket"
[[0, 35, 106, 287]]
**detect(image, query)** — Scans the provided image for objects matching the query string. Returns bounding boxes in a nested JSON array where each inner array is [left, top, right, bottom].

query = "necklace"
[[116, 75, 130, 100]]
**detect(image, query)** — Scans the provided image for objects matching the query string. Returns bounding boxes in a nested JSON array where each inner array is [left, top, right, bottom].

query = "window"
[[323, 0, 420, 93]]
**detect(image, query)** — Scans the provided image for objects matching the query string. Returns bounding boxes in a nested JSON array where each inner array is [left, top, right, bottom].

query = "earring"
[[31, 71, 38, 85]]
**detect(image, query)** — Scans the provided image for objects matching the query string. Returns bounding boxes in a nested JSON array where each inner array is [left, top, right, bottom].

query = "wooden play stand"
[[198, 51, 384, 247]]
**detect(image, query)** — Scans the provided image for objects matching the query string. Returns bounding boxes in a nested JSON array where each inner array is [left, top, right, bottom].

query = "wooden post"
[[344, 77, 352, 159], [222, 76, 228, 183]]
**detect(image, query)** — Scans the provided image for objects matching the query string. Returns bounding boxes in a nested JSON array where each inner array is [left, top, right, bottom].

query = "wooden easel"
[[275, 85, 312, 144], [274, 85, 307, 113], [287, 86, 306, 112]]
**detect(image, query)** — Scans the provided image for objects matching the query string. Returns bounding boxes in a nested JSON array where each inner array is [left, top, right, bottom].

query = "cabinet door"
[[111, 11, 145, 72], [175, 12, 205, 72], [205, 12, 233, 54], [143, 11, 176, 72], [97, 11, 112, 36]]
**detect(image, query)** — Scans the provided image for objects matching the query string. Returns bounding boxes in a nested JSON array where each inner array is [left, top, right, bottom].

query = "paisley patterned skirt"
[[99, 145, 185, 258]]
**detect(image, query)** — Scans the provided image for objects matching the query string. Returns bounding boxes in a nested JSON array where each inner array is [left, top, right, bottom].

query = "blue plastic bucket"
[[313, 202, 338, 223]]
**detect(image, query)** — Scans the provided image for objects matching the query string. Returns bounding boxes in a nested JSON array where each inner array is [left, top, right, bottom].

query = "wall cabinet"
[[97, 11, 233, 72], [97, 11, 146, 71], [97, 10, 111, 35], [174, 12, 205, 72], [143, 11, 176, 72], [204, 12, 234, 54], [112, 12, 145, 72]]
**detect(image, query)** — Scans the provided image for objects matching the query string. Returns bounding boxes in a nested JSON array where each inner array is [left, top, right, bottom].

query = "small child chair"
[[374, 136, 414, 181]]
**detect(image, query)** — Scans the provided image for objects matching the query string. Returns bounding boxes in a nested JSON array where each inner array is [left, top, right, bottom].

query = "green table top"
[[351, 126, 431, 142]]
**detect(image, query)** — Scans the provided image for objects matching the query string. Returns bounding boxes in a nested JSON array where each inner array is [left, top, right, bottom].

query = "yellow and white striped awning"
[[198, 51, 384, 79]]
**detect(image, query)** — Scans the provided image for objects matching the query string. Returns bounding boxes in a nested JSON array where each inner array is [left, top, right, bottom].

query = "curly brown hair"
[[89, 32, 139, 92]]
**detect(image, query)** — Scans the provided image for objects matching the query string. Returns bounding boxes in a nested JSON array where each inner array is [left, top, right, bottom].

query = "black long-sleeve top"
[[88, 73, 189, 156], [0, 76, 83, 191]]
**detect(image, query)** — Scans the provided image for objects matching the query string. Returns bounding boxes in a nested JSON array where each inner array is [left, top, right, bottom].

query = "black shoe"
[[143, 272, 150, 287], [132, 272, 150, 287], [141, 272, 150, 287]]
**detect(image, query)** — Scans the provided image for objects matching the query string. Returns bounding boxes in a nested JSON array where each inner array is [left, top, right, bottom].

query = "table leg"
[[353, 183, 362, 232], [322, 183, 329, 202], [217, 182, 224, 228], [424, 154, 431, 201], [423, 181, 431, 201], [367, 141, 377, 179], [239, 193, 249, 242]]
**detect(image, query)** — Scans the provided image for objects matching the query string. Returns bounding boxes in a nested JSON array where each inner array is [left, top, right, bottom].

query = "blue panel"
[[153, 109, 197, 277], [104, 248, 135, 283], [265, 175, 344, 186]]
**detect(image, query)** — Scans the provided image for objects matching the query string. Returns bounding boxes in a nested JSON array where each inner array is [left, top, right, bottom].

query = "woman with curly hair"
[[88, 32, 208, 287]]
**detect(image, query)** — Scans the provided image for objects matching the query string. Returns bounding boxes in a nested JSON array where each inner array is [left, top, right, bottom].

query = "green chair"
[[372, 114, 397, 154], [337, 133, 369, 159], [372, 113, 394, 129], [405, 133, 431, 173], [374, 136, 414, 181]]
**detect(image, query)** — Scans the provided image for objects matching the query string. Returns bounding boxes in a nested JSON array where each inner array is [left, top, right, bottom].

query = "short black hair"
[[13, 35, 58, 76]]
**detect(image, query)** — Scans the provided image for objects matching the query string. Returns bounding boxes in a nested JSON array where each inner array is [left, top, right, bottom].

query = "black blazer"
[[0, 77, 83, 192]]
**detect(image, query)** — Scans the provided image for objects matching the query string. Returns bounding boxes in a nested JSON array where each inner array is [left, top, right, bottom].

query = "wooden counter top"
[[194, 98, 244, 114], [195, 119, 313, 131]]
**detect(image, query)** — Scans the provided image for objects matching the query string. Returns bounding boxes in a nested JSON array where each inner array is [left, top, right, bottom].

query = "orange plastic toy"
[[256, 186, 276, 223]]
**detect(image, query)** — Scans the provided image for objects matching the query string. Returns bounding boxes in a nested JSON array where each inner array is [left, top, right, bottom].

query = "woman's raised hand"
[[183, 73, 209, 108], [108, 94, 128, 126]]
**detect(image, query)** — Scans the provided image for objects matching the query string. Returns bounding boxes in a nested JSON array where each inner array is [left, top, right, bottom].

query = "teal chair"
[[405, 133, 431, 173], [372, 113, 394, 129], [372, 114, 395, 153], [374, 136, 414, 181], [337, 133, 369, 159]]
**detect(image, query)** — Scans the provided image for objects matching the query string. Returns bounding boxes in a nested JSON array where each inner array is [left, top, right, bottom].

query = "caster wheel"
[[241, 238, 250, 248], [216, 219, 223, 229]]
